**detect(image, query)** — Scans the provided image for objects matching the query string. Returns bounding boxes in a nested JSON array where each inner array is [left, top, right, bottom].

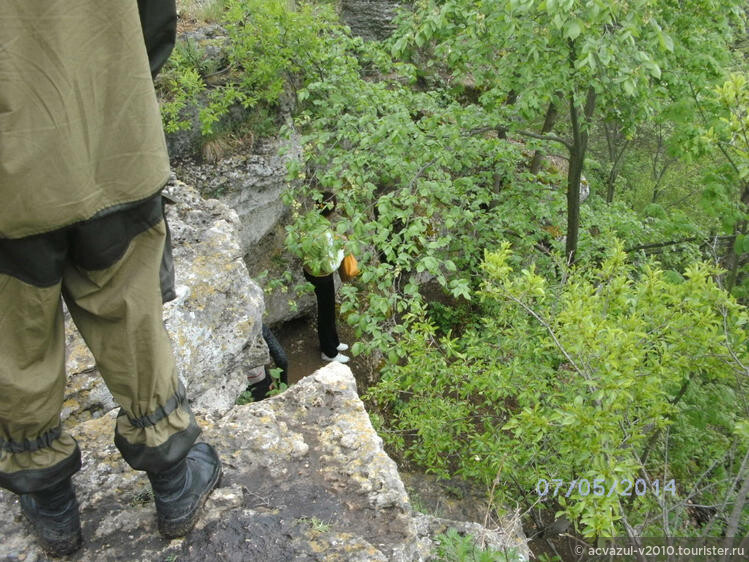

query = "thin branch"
[[466, 126, 498, 137], [703, 449, 749, 539], [503, 293, 587, 379], [625, 237, 701, 252], [639, 376, 691, 468], [606, 138, 630, 202], [544, 536, 564, 561], [722, 463, 749, 560], [719, 305, 749, 417], [625, 235, 735, 253], [407, 157, 440, 191], [675, 451, 728, 534], [619, 510, 648, 562], [663, 186, 703, 209], [688, 81, 741, 176], [481, 457, 508, 549], [515, 129, 573, 152], [663, 428, 671, 536]]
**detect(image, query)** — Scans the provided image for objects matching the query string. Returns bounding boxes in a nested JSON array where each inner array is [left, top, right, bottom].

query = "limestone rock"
[[0, 364, 529, 561], [176, 139, 293, 252], [341, 0, 404, 40], [175, 136, 317, 325], [63, 179, 267, 422]]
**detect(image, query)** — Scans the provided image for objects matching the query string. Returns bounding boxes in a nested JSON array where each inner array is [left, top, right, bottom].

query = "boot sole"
[[21, 507, 82, 556], [36, 532, 83, 557], [157, 464, 222, 539]]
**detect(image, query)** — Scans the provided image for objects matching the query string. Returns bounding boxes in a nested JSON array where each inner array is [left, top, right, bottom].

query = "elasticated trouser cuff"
[[114, 381, 200, 473], [0, 442, 81, 495], [115, 416, 200, 474]]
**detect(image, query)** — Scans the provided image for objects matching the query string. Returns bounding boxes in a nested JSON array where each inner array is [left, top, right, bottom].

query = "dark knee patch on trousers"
[[0, 230, 68, 287], [0, 195, 164, 287]]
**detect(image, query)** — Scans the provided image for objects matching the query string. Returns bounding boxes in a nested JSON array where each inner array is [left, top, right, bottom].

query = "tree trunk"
[[530, 101, 558, 173], [604, 121, 629, 204], [566, 145, 582, 263], [650, 126, 674, 203], [724, 184, 749, 292], [720, 466, 749, 561], [565, 87, 596, 263]]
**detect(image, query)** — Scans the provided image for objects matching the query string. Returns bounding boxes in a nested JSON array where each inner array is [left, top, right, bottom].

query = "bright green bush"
[[366, 241, 748, 538]]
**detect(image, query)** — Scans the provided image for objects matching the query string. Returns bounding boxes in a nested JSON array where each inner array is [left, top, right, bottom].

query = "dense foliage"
[[369, 242, 748, 538], [163, 0, 748, 552]]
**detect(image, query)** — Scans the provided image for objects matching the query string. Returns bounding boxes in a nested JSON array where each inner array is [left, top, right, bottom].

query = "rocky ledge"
[[0, 364, 528, 561]]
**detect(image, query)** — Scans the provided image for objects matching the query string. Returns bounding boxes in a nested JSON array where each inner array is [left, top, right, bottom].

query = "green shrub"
[[367, 242, 748, 539], [434, 528, 523, 562], [158, 0, 344, 135]]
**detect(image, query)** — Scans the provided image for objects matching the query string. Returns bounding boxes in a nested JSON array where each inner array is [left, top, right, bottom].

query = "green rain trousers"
[[0, 195, 200, 495]]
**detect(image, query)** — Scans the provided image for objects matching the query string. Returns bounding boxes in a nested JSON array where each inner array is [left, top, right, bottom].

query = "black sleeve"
[[137, 0, 178, 79]]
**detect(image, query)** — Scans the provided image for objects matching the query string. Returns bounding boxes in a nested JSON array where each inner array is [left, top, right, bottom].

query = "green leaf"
[[644, 60, 661, 79], [735, 234, 749, 254], [734, 419, 749, 442], [565, 20, 582, 41], [658, 31, 674, 52]]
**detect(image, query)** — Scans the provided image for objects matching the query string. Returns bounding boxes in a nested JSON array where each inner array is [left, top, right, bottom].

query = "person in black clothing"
[[302, 193, 349, 363]]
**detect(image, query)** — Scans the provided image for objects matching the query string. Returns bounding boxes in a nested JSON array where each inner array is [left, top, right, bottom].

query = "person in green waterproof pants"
[[0, 1, 221, 555]]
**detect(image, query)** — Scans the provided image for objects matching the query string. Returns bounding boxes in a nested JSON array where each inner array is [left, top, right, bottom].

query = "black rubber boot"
[[147, 442, 221, 539], [20, 478, 82, 557]]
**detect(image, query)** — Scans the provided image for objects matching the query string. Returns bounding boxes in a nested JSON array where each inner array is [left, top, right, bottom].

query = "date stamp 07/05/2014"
[[535, 478, 676, 499]]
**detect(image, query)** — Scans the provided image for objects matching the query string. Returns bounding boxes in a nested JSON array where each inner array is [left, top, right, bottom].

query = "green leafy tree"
[[391, 0, 744, 261], [700, 73, 749, 295], [172, 0, 749, 547], [287, 60, 568, 354]]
